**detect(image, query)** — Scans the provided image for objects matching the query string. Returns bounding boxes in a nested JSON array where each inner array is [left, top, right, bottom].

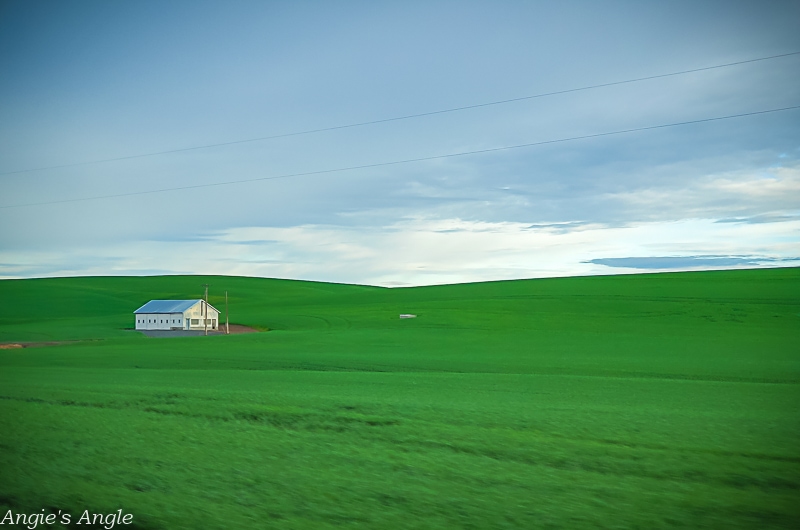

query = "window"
[[191, 319, 199, 325]]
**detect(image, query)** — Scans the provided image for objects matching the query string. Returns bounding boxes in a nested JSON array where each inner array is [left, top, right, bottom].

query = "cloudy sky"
[[1, 0, 799, 286]]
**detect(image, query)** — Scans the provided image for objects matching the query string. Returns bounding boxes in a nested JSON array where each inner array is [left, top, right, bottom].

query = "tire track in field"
[[3, 394, 798, 491], [286, 314, 352, 330], [0, 393, 400, 432]]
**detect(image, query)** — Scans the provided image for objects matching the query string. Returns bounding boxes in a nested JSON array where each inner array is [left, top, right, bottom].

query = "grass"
[[0, 268, 798, 528]]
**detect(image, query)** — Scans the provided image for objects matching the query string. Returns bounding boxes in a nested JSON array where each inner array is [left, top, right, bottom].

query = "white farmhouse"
[[134, 300, 220, 331]]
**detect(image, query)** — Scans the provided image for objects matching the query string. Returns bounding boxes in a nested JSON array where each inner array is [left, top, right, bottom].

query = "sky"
[[1, 0, 799, 286]]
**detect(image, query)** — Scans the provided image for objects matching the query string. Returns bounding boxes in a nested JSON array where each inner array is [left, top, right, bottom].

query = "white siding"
[[135, 312, 185, 330], [186, 302, 219, 330]]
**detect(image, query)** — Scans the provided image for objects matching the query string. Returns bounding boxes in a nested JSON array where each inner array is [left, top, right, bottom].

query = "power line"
[[2, 51, 798, 177], [3, 104, 798, 210]]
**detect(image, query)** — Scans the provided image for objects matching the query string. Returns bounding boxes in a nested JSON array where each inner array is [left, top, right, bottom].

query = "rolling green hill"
[[1, 269, 799, 529]]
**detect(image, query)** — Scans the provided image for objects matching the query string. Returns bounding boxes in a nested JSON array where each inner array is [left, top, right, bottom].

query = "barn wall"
[[135, 312, 185, 330], [185, 303, 220, 330]]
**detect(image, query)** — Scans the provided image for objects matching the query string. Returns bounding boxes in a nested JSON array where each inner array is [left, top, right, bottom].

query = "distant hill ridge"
[[0, 268, 798, 343]]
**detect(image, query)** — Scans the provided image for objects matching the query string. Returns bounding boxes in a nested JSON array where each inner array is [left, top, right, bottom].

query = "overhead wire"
[[2, 104, 798, 209], [1, 51, 798, 177]]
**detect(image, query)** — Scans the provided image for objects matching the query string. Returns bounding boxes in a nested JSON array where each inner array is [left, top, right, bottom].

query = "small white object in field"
[[399, 314, 417, 319]]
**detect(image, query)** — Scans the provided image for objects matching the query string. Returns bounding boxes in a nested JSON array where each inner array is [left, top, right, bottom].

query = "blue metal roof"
[[134, 300, 202, 314]]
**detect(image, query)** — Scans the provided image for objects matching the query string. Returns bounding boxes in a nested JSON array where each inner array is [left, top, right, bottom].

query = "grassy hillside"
[[1, 269, 799, 528]]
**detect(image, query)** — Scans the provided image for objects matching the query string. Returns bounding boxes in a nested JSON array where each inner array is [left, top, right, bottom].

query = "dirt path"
[[1, 325, 262, 347], [137, 324, 262, 338], [0, 340, 90, 349], [225, 324, 261, 334]]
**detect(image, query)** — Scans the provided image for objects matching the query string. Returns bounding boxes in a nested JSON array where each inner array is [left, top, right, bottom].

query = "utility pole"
[[203, 284, 209, 336], [225, 290, 230, 335]]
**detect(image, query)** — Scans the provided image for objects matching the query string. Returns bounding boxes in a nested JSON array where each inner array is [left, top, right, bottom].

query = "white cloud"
[[600, 163, 800, 221], [3, 216, 797, 286], [708, 165, 800, 197]]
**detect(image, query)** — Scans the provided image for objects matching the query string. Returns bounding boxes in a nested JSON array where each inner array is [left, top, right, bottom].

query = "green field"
[[1, 269, 798, 529]]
